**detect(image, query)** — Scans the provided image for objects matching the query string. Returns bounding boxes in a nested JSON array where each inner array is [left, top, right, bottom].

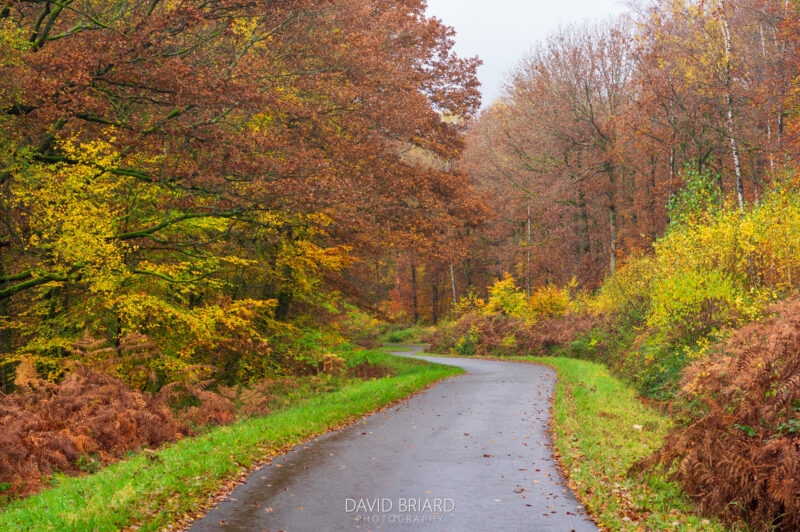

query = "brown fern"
[[643, 298, 800, 531]]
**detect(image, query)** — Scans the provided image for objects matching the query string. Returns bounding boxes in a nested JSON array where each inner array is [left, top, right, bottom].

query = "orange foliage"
[[0, 365, 181, 498], [645, 298, 800, 530]]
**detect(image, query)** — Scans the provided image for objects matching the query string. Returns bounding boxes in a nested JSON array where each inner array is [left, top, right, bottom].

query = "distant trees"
[[455, 0, 798, 294], [459, 21, 637, 289]]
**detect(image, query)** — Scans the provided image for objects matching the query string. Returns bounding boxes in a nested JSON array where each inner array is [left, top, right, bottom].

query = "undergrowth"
[[644, 299, 800, 531], [0, 342, 403, 503]]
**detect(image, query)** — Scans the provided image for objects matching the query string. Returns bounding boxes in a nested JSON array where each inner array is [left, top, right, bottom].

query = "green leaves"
[[666, 165, 723, 227]]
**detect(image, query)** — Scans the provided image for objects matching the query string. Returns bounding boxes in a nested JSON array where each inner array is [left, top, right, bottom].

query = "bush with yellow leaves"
[[591, 170, 799, 343], [481, 275, 573, 322]]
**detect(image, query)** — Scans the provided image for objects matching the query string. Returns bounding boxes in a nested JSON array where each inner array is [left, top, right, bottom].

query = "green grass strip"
[[0, 354, 462, 531], [530, 357, 725, 531]]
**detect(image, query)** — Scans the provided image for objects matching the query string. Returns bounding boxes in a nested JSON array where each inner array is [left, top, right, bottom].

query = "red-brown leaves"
[[0, 365, 181, 498], [644, 298, 800, 531], [428, 311, 596, 358], [0, 0, 483, 344]]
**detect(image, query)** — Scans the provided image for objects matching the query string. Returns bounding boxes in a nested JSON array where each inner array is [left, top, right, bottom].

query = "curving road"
[[190, 346, 596, 532]]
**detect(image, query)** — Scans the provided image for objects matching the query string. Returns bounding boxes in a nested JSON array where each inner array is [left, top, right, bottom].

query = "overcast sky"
[[426, 0, 629, 106]]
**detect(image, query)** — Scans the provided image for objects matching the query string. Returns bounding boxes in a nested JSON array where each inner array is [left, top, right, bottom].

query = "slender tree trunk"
[[577, 188, 590, 272], [394, 251, 403, 309], [578, 192, 590, 251], [718, 0, 745, 211], [431, 273, 439, 324], [759, 22, 777, 178], [753, 159, 761, 207], [726, 93, 745, 210], [462, 259, 472, 290], [646, 155, 657, 238], [450, 262, 457, 308], [609, 203, 617, 275], [670, 146, 676, 191], [374, 261, 380, 311], [410, 261, 419, 323], [526, 202, 532, 296], [606, 162, 618, 276], [767, 123, 776, 176]]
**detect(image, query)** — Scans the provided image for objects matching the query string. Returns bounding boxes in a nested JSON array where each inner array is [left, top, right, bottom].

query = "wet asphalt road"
[[190, 346, 597, 532]]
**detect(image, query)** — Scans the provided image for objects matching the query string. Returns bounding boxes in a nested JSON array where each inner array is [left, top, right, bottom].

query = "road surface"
[[190, 346, 597, 532]]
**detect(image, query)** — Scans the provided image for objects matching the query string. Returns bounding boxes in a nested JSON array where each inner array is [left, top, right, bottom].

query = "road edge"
[[172, 361, 464, 531]]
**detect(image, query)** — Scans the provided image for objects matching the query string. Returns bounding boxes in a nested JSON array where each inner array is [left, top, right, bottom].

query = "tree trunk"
[[462, 259, 473, 290], [759, 23, 777, 178], [726, 92, 745, 210], [670, 146, 676, 191], [431, 273, 439, 324], [718, 0, 745, 211], [526, 202, 532, 296], [374, 261, 380, 311], [605, 161, 618, 276], [410, 261, 419, 323], [609, 203, 617, 275], [450, 262, 457, 308], [395, 251, 403, 309], [577, 188, 590, 274]]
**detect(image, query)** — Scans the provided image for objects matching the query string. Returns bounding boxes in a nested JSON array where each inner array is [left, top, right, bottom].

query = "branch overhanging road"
[[190, 346, 597, 532]]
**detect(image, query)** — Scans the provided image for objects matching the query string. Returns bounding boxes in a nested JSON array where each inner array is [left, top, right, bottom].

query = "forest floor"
[[0, 352, 460, 531]]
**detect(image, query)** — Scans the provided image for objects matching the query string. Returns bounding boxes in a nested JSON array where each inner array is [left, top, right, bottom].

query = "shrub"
[[381, 325, 433, 344], [529, 284, 571, 318], [482, 275, 574, 322], [428, 311, 595, 358], [589, 253, 656, 319], [484, 275, 529, 318], [647, 268, 751, 342], [643, 299, 800, 531], [455, 326, 478, 356], [591, 172, 800, 342], [453, 289, 486, 317]]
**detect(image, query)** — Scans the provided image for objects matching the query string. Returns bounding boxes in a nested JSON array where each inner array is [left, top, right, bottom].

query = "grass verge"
[[0, 352, 461, 531], [532, 357, 724, 531]]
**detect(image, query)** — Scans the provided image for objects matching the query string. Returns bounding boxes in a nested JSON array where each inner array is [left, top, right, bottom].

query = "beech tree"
[[459, 21, 635, 288], [0, 0, 481, 381]]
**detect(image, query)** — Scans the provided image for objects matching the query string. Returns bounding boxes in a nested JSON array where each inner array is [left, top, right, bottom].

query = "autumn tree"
[[0, 0, 481, 383], [458, 1, 799, 294], [459, 21, 636, 289]]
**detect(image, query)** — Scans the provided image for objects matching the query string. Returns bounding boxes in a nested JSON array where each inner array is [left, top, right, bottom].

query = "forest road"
[[189, 345, 597, 532]]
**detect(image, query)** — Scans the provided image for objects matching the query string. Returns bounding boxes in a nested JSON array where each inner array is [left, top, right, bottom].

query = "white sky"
[[426, 0, 630, 106]]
